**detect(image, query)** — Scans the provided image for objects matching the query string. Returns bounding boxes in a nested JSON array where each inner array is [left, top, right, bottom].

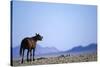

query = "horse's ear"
[[35, 33, 38, 35]]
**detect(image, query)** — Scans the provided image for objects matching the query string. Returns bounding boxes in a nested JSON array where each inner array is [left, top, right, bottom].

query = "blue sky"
[[12, 1, 97, 51]]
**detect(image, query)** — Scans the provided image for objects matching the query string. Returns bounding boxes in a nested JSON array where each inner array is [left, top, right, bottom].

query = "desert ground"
[[12, 52, 97, 66]]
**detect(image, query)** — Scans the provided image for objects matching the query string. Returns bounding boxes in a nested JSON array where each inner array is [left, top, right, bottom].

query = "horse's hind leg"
[[21, 49, 24, 63]]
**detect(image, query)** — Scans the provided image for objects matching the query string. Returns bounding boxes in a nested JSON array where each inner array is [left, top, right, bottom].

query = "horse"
[[19, 33, 43, 63]]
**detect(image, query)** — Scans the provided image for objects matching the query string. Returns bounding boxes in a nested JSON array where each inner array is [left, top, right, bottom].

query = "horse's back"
[[21, 37, 36, 49]]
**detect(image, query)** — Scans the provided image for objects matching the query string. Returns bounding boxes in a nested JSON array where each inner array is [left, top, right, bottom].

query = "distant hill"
[[67, 43, 97, 53], [35, 45, 59, 55]]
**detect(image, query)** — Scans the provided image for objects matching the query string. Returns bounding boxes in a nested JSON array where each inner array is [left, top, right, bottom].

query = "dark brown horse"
[[19, 33, 43, 63]]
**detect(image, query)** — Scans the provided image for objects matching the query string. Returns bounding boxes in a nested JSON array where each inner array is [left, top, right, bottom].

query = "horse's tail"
[[20, 43, 23, 56]]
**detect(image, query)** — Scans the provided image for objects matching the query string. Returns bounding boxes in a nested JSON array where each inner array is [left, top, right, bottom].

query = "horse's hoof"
[[27, 59, 29, 62], [30, 59, 32, 62], [33, 59, 35, 61], [21, 62, 23, 64]]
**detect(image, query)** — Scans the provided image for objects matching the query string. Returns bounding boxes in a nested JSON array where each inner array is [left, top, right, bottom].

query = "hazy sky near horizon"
[[12, 1, 97, 51]]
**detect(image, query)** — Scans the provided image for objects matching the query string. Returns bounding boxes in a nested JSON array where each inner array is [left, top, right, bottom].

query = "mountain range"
[[67, 43, 97, 52], [12, 43, 97, 59]]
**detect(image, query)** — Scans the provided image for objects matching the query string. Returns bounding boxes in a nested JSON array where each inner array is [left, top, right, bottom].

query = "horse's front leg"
[[27, 49, 29, 62], [33, 48, 35, 61]]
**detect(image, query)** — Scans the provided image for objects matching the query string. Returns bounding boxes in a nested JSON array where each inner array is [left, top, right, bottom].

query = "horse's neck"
[[31, 37, 37, 42]]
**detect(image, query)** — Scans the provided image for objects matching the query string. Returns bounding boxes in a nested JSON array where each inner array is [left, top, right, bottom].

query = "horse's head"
[[34, 33, 43, 41]]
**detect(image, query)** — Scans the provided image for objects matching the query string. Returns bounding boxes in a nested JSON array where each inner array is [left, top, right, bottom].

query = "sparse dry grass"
[[12, 52, 97, 66]]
